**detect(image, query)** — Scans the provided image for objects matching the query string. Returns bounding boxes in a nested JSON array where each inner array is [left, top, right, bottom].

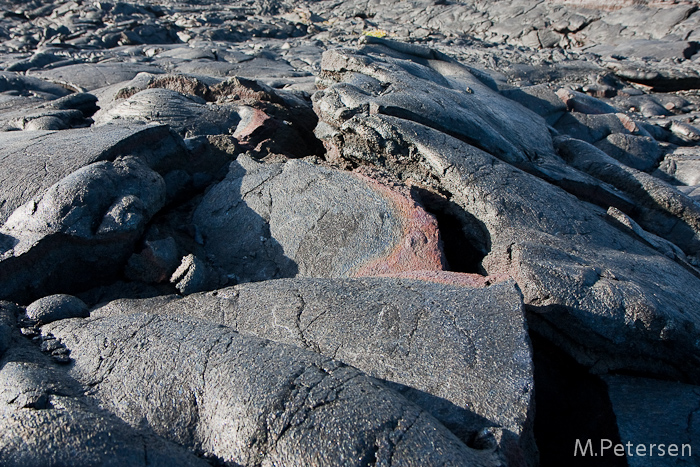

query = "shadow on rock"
[[0, 313, 213, 466], [193, 157, 298, 284], [410, 185, 491, 274]]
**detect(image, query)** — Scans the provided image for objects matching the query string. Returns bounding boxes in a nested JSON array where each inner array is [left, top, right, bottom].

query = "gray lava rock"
[[0, 124, 186, 225], [313, 40, 633, 213], [125, 237, 180, 284], [315, 102, 700, 383], [0, 92, 98, 131], [0, 108, 83, 132], [94, 88, 243, 137], [175, 55, 304, 80], [657, 147, 700, 186], [44, 313, 501, 466], [594, 133, 662, 172], [3, 0, 700, 462], [556, 88, 619, 115], [553, 111, 642, 144], [25, 294, 89, 324], [500, 84, 568, 126], [314, 39, 557, 171], [0, 156, 166, 303], [612, 61, 700, 93], [193, 155, 445, 284], [587, 39, 700, 61], [670, 120, 700, 144], [27, 62, 164, 92], [5, 51, 71, 73], [0, 335, 211, 467], [95, 73, 321, 157], [606, 206, 688, 262], [169, 253, 220, 294], [93, 275, 536, 465], [679, 184, 700, 202], [617, 94, 673, 118], [604, 375, 700, 467], [555, 136, 700, 257], [0, 71, 72, 98]]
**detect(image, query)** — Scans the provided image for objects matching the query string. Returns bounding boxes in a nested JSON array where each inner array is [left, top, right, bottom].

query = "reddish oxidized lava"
[[351, 172, 446, 276]]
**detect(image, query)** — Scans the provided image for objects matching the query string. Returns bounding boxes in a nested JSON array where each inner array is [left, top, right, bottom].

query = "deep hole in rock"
[[410, 186, 488, 274], [432, 211, 485, 274], [530, 330, 628, 467]]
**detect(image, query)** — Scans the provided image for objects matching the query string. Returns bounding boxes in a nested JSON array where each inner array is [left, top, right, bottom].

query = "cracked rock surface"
[[91, 276, 535, 464], [43, 312, 500, 467], [0, 303, 216, 467], [1, 0, 700, 465]]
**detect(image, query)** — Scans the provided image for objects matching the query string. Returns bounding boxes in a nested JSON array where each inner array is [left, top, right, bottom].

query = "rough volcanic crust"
[[2, 0, 700, 465]]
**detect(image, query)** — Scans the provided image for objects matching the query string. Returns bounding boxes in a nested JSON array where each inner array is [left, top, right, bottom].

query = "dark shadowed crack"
[[293, 291, 316, 351], [293, 288, 327, 354], [385, 408, 422, 466], [531, 330, 625, 467], [261, 365, 308, 449], [441, 306, 478, 370], [240, 166, 282, 201], [264, 360, 362, 452], [200, 332, 230, 394], [143, 439, 148, 466]]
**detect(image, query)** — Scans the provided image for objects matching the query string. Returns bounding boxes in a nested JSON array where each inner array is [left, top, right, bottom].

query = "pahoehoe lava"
[[1, 0, 700, 466]]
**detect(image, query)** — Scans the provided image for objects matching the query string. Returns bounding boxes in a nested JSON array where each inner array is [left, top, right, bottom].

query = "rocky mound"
[[1, 0, 699, 466]]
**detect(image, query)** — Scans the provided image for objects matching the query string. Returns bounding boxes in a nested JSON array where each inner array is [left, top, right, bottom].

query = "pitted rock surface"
[[91, 276, 535, 464], [44, 312, 502, 467], [0, 319, 214, 467], [604, 375, 700, 467]]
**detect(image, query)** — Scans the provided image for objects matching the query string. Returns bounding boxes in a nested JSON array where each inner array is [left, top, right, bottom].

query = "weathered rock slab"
[[314, 40, 557, 171], [0, 124, 185, 225], [92, 276, 536, 465], [0, 156, 167, 303], [0, 326, 212, 467], [0, 71, 72, 98], [94, 88, 242, 137], [555, 136, 700, 258], [586, 39, 699, 61], [594, 133, 662, 172], [94, 73, 322, 157], [193, 155, 445, 284], [0, 92, 97, 131], [27, 62, 164, 92], [657, 147, 700, 187], [45, 313, 501, 466]]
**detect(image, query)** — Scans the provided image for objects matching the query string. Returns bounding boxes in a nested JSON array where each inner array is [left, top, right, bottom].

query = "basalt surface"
[[1, 0, 699, 466]]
